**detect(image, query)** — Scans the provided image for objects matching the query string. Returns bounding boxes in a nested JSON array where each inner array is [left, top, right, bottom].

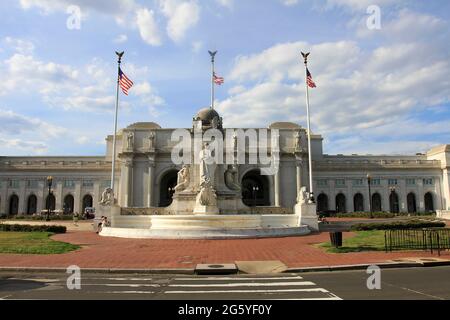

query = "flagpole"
[[110, 51, 124, 200], [208, 50, 217, 109], [302, 52, 314, 203]]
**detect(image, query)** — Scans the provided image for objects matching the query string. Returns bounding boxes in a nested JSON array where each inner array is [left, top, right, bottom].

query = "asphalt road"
[[0, 266, 449, 300]]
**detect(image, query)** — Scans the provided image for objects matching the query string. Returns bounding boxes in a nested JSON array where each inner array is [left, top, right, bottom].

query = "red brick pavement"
[[0, 231, 448, 269]]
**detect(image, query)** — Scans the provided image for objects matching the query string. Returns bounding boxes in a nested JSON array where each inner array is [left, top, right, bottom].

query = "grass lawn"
[[0, 231, 80, 254], [319, 231, 386, 253]]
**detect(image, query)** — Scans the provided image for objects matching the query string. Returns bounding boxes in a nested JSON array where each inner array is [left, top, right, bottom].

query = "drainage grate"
[[195, 263, 238, 275]]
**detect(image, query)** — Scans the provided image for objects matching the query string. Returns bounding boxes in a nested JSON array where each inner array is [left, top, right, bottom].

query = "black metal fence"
[[385, 228, 450, 256]]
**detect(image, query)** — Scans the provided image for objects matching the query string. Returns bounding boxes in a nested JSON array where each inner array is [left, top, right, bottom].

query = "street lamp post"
[[46, 176, 53, 221], [367, 173, 373, 219]]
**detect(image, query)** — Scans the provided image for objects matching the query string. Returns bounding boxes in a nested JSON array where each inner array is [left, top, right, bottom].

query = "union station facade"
[[1, 108, 449, 216]]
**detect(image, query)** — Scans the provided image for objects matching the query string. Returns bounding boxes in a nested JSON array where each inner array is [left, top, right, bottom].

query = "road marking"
[[86, 278, 155, 281], [168, 281, 316, 287], [174, 276, 304, 281], [82, 283, 160, 288], [165, 288, 331, 294], [104, 291, 155, 294], [268, 297, 342, 300]]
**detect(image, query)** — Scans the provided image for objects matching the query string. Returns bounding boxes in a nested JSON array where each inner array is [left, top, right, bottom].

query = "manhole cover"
[[208, 264, 225, 268]]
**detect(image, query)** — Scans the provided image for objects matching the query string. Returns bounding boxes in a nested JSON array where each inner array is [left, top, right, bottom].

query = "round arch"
[[407, 192, 417, 213], [335, 193, 346, 213], [372, 193, 382, 212], [158, 169, 179, 207], [317, 193, 329, 212], [9, 194, 19, 215], [46, 193, 56, 211], [82, 194, 93, 214], [27, 194, 37, 215], [63, 194, 75, 214], [424, 192, 434, 212], [241, 169, 270, 207], [389, 191, 399, 213], [353, 193, 364, 212]]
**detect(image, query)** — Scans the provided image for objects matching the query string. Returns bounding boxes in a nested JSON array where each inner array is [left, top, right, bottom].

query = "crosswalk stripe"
[[82, 283, 160, 287], [168, 281, 316, 287], [165, 288, 331, 294], [173, 276, 304, 281]]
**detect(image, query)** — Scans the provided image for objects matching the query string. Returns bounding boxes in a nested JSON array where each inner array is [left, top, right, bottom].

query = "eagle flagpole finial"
[[301, 51, 310, 65], [208, 50, 217, 62], [115, 51, 124, 63]]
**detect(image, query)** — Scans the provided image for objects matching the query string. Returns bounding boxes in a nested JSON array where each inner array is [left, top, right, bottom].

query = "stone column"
[[295, 156, 303, 195], [120, 157, 133, 207], [55, 180, 63, 211], [18, 180, 26, 215], [274, 170, 281, 207], [74, 181, 81, 214], [147, 156, 155, 207], [399, 179, 407, 213], [418, 179, 424, 211]]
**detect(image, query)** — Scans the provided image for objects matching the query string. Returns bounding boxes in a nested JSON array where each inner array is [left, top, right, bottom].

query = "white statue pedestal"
[[294, 202, 319, 231], [97, 204, 121, 227], [193, 204, 220, 215]]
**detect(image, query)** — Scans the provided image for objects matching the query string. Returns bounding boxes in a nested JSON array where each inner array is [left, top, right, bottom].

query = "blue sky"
[[0, 0, 449, 156]]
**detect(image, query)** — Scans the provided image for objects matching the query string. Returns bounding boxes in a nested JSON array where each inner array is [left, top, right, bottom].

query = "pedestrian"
[[73, 212, 79, 226]]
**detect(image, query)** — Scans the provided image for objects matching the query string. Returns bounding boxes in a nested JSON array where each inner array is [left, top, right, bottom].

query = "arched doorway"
[[46, 194, 56, 211], [353, 193, 364, 212], [241, 170, 270, 207], [335, 193, 346, 213], [9, 195, 19, 215], [159, 170, 178, 207], [389, 191, 399, 213], [424, 192, 434, 212], [27, 195, 37, 215], [317, 193, 328, 212], [63, 194, 74, 214], [82, 194, 93, 213], [372, 193, 382, 212], [407, 193, 417, 213]]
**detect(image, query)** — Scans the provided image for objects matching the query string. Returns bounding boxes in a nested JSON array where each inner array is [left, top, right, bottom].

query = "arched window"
[[424, 192, 434, 212], [46, 194, 56, 211], [63, 194, 75, 214], [317, 193, 329, 212], [389, 191, 399, 213], [158, 170, 179, 207], [241, 170, 270, 207], [407, 193, 417, 213], [82, 194, 93, 213], [27, 195, 37, 215], [353, 193, 364, 212], [9, 194, 19, 215], [372, 193, 382, 212], [335, 193, 346, 213]]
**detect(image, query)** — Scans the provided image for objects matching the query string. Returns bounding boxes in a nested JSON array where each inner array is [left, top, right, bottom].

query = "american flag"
[[213, 72, 224, 85], [306, 68, 316, 88], [119, 67, 134, 95]]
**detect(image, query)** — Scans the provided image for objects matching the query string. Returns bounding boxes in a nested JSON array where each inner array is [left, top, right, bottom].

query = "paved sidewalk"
[[0, 231, 448, 269]]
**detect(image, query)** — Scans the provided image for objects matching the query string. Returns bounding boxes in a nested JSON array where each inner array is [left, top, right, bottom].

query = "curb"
[[1, 260, 449, 275], [285, 260, 450, 273], [0, 267, 195, 275]]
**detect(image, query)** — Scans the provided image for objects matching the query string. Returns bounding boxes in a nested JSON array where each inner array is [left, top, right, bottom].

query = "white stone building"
[[1, 108, 449, 216]]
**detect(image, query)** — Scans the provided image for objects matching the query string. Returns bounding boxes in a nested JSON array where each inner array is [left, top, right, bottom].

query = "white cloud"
[[136, 8, 162, 46], [280, 0, 299, 6], [191, 40, 203, 53], [0, 138, 48, 155], [216, 0, 233, 9], [114, 34, 128, 44], [159, 0, 200, 42], [217, 9, 450, 154], [3, 37, 35, 54], [19, 0, 138, 18]]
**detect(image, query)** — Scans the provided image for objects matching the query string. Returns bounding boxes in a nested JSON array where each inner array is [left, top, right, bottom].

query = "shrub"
[[351, 219, 446, 231], [0, 224, 66, 234]]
